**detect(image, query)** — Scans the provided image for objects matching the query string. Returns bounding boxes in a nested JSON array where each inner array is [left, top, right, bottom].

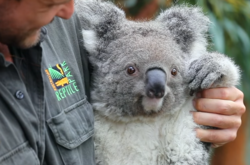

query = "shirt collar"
[[39, 26, 48, 43], [0, 27, 47, 66], [0, 52, 11, 67]]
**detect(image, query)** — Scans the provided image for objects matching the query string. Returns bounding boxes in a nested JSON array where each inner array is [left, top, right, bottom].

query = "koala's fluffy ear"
[[75, 0, 125, 54], [156, 6, 210, 58]]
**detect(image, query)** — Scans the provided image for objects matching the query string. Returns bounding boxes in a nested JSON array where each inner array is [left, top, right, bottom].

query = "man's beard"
[[16, 29, 41, 48], [0, 28, 41, 49]]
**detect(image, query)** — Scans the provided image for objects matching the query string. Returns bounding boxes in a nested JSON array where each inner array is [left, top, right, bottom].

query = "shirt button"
[[15, 90, 24, 100]]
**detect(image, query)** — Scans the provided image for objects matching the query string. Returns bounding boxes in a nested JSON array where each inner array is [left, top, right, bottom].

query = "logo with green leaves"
[[45, 61, 79, 101]]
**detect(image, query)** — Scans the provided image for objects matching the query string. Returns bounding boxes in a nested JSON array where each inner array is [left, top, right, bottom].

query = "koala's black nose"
[[146, 69, 166, 99]]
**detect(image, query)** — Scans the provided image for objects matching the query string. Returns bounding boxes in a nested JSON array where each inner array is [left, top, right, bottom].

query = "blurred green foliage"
[[178, 0, 250, 103], [123, 0, 151, 16], [113, 0, 250, 103]]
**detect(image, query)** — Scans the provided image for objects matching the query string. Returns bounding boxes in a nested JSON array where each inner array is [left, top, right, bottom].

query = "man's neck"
[[0, 43, 13, 63]]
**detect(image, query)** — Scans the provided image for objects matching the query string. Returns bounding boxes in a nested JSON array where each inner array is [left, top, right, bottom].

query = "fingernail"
[[211, 144, 219, 148]]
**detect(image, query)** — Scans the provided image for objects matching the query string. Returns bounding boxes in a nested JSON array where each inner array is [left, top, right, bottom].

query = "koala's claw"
[[187, 57, 223, 94], [188, 72, 223, 94]]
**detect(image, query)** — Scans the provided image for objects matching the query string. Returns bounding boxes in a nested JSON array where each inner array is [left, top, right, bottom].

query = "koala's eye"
[[171, 68, 177, 76], [127, 66, 136, 75]]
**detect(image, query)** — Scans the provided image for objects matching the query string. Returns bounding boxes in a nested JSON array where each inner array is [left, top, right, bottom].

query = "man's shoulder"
[[44, 12, 83, 49]]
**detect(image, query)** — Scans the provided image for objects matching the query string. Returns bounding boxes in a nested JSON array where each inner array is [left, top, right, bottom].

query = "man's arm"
[[193, 87, 245, 148]]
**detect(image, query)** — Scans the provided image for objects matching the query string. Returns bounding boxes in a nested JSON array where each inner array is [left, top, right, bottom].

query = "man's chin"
[[18, 30, 41, 49]]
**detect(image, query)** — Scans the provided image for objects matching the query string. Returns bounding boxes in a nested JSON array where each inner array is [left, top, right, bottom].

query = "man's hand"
[[192, 87, 245, 148]]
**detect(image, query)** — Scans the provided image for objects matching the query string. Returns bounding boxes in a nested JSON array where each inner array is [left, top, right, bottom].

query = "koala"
[[76, 0, 240, 165]]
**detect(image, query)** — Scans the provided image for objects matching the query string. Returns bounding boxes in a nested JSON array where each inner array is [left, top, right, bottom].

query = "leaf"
[[209, 13, 225, 53]]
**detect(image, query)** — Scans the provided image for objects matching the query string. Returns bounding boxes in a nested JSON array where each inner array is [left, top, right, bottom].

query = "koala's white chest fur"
[[94, 99, 209, 165]]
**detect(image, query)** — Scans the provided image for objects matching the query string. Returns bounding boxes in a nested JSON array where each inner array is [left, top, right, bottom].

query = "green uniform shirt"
[[0, 13, 95, 165]]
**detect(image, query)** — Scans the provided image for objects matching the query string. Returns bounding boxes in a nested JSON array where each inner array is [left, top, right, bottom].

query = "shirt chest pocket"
[[0, 142, 39, 165], [47, 99, 94, 149]]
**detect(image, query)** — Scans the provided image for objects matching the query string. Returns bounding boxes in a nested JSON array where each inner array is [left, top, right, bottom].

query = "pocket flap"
[[47, 99, 94, 149], [0, 142, 39, 165]]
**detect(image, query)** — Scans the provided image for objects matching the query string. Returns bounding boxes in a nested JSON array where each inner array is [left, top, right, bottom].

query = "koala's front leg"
[[186, 52, 240, 95]]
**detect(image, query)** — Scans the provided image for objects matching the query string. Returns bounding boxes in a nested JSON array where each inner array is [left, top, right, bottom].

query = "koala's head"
[[76, 0, 210, 119]]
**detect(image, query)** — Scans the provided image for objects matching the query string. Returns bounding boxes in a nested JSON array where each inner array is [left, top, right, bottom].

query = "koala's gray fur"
[[76, 0, 240, 165]]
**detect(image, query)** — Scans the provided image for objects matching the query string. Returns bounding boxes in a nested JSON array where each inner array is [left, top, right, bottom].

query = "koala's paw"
[[186, 57, 223, 95]]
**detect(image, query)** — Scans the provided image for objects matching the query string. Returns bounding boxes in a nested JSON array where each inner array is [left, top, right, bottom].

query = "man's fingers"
[[194, 87, 246, 147], [193, 112, 241, 129], [193, 98, 244, 115], [198, 87, 244, 101], [211, 143, 226, 148], [196, 128, 237, 144]]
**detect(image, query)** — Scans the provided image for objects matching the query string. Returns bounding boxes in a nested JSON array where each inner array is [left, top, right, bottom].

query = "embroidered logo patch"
[[45, 61, 79, 101]]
